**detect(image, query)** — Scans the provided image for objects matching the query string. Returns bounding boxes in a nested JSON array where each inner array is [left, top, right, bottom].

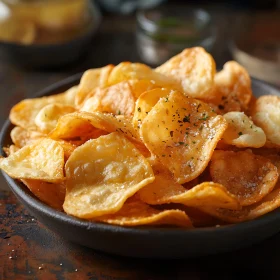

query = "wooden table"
[[1, 8, 280, 279]]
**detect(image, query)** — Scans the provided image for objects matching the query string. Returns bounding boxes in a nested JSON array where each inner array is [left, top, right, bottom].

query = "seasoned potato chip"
[[75, 65, 114, 107], [140, 90, 227, 183], [210, 150, 278, 206], [35, 103, 76, 134], [95, 197, 192, 227], [10, 86, 78, 130], [251, 95, 280, 146], [128, 79, 160, 99], [222, 112, 266, 148], [155, 47, 216, 99], [133, 88, 171, 131], [0, 138, 65, 182], [11, 126, 44, 148], [81, 81, 135, 116], [63, 132, 154, 218], [22, 179, 65, 211]]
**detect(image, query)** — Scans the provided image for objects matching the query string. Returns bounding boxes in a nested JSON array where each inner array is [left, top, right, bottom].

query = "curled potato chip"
[[95, 197, 192, 227], [11, 126, 44, 148], [35, 103, 76, 134], [10, 86, 78, 130], [81, 81, 135, 116], [75, 65, 114, 107], [133, 88, 171, 131], [22, 179, 65, 210], [3, 145, 20, 156], [63, 132, 154, 219], [0, 138, 65, 182], [222, 112, 266, 148], [210, 150, 278, 206], [155, 47, 216, 99], [140, 90, 227, 183], [251, 95, 280, 146]]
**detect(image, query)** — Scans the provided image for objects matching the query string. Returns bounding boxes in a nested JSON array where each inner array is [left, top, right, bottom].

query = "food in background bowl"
[[1, 47, 280, 229]]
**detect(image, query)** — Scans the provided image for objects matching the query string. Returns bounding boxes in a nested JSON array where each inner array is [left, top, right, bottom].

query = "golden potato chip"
[[22, 179, 65, 211], [35, 103, 76, 134], [3, 145, 20, 156], [155, 47, 216, 99], [75, 65, 114, 107], [205, 61, 252, 114], [222, 112, 266, 148], [10, 86, 78, 130], [108, 62, 182, 91], [140, 90, 227, 183], [210, 150, 278, 206], [0, 138, 65, 182], [81, 81, 135, 116], [128, 79, 161, 99], [10, 126, 44, 148], [95, 197, 192, 227], [251, 95, 280, 146], [63, 132, 155, 219]]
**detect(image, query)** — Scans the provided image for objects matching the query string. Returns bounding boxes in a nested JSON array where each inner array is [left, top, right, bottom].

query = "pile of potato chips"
[[1, 47, 280, 228]]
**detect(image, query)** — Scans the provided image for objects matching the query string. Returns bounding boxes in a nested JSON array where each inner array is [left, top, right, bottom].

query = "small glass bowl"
[[136, 6, 216, 66]]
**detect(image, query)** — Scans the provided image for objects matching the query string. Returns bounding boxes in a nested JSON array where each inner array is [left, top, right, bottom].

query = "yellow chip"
[[63, 132, 155, 219], [0, 138, 65, 182], [140, 90, 227, 183], [22, 179, 66, 211], [95, 197, 192, 227], [222, 112, 266, 148], [81, 81, 135, 116], [210, 150, 278, 206], [35, 103, 76, 134], [251, 95, 280, 146], [10, 126, 44, 148], [3, 145, 20, 156], [10, 86, 78, 130], [155, 47, 216, 99], [75, 65, 114, 107]]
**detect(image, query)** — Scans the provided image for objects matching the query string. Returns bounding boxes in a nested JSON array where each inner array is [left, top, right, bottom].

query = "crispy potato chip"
[[75, 65, 114, 107], [63, 132, 154, 218], [22, 179, 65, 211], [140, 90, 227, 183], [95, 197, 192, 227], [210, 150, 278, 206], [10, 86, 78, 130], [3, 145, 20, 156], [49, 111, 139, 141], [11, 126, 44, 148], [204, 61, 252, 114], [251, 95, 280, 146], [35, 103, 76, 134], [155, 47, 216, 99], [128, 79, 161, 99], [0, 138, 65, 182], [222, 112, 266, 148], [81, 81, 135, 116]]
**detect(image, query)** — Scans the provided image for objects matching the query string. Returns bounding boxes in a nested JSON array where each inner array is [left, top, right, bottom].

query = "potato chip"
[[22, 179, 65, 211], [251, 95, 280, 146], [140, 90, 227, 183], [210, 150, 278, 206], [222, 112, 266, 148], [108, 62, 182, 92], [75, 65, 114, 107], [11, 126, 44, 148], [81, 81, 135, 116], [132, 88, 171, 131], [95, 197, 192, 227], [10, 86, 78, 130], [128, 79, 161, 99], [63, 132, 155, 219], [3, 145, 20, 156], [155, 47, 216, 99], [0, 138, 65, 182], [35, 103, 76, 134]]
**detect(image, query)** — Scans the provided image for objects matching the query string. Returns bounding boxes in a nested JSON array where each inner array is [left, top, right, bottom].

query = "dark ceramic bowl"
[[1, 75, 280, 259]]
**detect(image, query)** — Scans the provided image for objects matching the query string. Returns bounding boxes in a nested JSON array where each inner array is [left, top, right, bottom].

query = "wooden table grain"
[[1, 9, 280, 280]]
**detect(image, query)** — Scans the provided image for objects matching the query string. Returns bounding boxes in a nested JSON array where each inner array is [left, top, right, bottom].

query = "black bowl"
[[1, 75, 280, 259]]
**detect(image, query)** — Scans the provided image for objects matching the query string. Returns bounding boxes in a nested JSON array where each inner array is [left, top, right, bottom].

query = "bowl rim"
[[2, 73, 280, 237]]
